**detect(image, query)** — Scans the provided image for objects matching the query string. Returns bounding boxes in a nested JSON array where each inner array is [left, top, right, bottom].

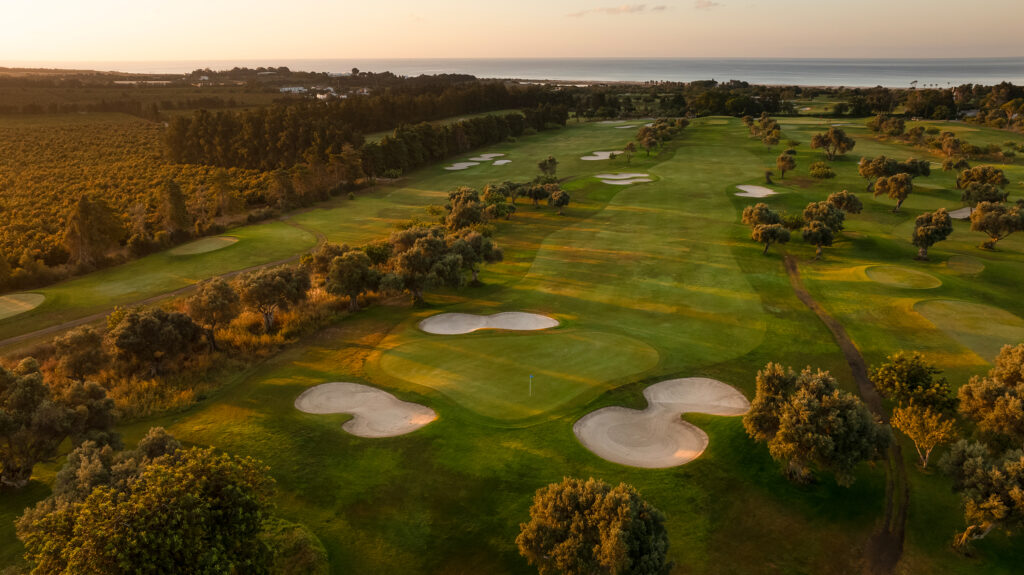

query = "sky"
[[1, 0, 1021, 63]]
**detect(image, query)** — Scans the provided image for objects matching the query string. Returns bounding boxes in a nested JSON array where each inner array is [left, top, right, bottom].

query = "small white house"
[[280, 86, 307, 94]]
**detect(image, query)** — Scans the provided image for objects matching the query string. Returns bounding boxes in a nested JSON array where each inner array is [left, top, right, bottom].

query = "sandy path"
[[419, 311, 558, 335], [735, 185, 777, 198], [574, 378, 749, 468], [294, 382, 436, 438]]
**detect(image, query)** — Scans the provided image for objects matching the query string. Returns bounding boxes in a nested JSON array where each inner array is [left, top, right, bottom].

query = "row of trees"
[[742, 190, 862, 257]]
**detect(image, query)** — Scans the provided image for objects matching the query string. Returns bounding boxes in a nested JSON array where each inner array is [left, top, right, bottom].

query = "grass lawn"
[[3, 117, 1024, 574]]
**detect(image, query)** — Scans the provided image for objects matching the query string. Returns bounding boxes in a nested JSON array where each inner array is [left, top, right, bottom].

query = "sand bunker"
[[948, 207, 972, 220], [595, 173, 650, 179], [945, 255, 984, 275], [614, 125, 638, 129], [597, 120, 626, 124], [0, 293, 45, 321], [468, 153, 506, 161], [735, 185, 778, 198], [419, 312, 558, 335], [294, 382, 436, 438], [169, 236, 238, 256], [444, 162, 480, 171], [581, 151, 624, 161], [574, 378, 749, 468], [601, 178, 653, 185], [865, 266, 942, 289], [492, 159, 512, 165]]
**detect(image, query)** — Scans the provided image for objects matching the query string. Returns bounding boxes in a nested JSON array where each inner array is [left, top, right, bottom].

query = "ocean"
[[4, 58, 1023, 88]]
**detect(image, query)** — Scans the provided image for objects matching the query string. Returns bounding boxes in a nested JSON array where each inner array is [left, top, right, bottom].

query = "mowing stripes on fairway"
[[294, 382, 436, 438], [574, 378, 749, 468], [0, 293, 44, 320], [915, 300, 1024, 362], [377, 331, 659, 421]]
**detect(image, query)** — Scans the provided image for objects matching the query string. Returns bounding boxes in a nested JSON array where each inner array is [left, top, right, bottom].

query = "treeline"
[[165, 82, 568, 169]]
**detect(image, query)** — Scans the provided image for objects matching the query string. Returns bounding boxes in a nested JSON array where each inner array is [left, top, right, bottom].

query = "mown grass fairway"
[[4, 116, 1024, 573]]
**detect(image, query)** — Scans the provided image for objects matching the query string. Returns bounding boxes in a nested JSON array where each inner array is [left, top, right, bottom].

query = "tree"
[[802, 201, 845, 259], [912, 209, 954, 260], [873, 173, 914, 212], [301, 242, 350, 278], [741, 203, 789, 254], [238, 266, 311, 332], [62, 195, 124, 268], [447, 230, 503, 284], [957, 165, 1009, 190], [516, 477, 670, 575], [185, 278, 241, 351], [538, 155, 558, 177], [958, 343, 1024, 444], [892, 403, 956, 468], [524, 184, 554, 208], [624, 142, 636, 164], [52, 326, 107, 382], [17, 437, 275, 574], [970, 201, 1024, 249], [809, 161, 835, 179], [445, 187, 486, 230], [209, 168, 243, 216], [810, 127, 856, 160], [961, 183, 1009, 212], [158, 179, 192, 241], [326, 250, 379, 311], [826, 190, 863, 214], [775, 152, 796, 179], [482, 185, 517, 220], [382, 227, 463, 305], [869, 351, 954, 410], [744, 363, 890, 486], [641, 135, 657, 156], [0, 359, 115, 488], [941, 440, 1024, 551], [858, 155, 897, 192], [549, 190, 571, 215], [107, 308, 202, 376]]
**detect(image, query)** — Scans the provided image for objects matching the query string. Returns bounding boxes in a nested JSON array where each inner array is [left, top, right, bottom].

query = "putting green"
[[945, 255, 985, 275], [865, 266, 941, 289], [0, 293, 44, 320], [169, 236, 239, 256], [376, 331, 659, 421], [915, 300, 1024, 361]]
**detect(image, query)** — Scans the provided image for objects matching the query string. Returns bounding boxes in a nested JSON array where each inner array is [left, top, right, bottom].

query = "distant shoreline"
[[2, 57, 1022, 87]]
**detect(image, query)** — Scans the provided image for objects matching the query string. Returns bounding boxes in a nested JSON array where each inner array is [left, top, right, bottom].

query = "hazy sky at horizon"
[[3, 0, 1021, 63]]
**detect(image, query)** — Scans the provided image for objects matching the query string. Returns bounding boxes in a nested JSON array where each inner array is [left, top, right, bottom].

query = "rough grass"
[[865, 265, 943, 289]]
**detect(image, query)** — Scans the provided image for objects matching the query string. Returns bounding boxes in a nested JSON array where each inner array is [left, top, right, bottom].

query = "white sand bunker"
[[596, 172, 653, 185], [493, 159, 512, 165], [598, 120, 626, 124], [419, 312, 558, 335], [0, 293, 45, 321], [469, 153, 506, 161], [581, 151, 624, 161], [444, 162, 480, 171], [574, 378, 749, 468], [735, 185, 778, 198], [294, 382, 436, 438], [948, 207, 972, 220], [614, 125, 638, 129], [169, 236, 238, 256]]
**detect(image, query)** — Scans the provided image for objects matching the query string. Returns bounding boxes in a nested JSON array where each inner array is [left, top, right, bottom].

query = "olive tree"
[[958, 343, 1024, 444], [516, 477, 670, 575], [325, 250, 379, 311], [185, 278, 241, 351], [911, 209, 954, 260], [873, 173, 914, 212], [107, 308, 202, 375], [810, 127, 856, 160], [238, 266, 311, 332], [892, 403, 956, 469], [970, 201, 1024, 249], [776, 152, 796, 179], [941, 441, 1024, 551], [742, 203, 789, 255]]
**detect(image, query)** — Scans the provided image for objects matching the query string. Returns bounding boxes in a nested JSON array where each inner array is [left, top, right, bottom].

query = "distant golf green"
[[915, 300, 1024, 361]]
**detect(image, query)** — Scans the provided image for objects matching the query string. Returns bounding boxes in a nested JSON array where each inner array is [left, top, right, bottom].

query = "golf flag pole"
[[530, 374, 533, 397]]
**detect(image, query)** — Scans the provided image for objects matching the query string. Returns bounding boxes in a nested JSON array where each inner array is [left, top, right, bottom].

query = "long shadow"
[[784, 254, 910, 575]]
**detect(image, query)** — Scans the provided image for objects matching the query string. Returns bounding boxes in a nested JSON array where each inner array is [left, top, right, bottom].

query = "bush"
[[809, 161, 836, 179]]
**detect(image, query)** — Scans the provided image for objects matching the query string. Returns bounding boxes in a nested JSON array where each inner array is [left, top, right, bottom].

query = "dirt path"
[[0, 218, 326, 353], [784, 255, 909, 575]]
